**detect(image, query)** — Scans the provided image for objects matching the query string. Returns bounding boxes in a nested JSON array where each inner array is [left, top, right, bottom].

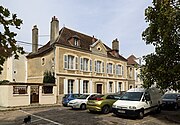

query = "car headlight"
[[129, 106, 136, 109], [112, 105, 116, 108]]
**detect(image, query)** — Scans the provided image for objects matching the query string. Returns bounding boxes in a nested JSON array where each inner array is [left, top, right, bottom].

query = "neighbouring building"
[[127, 55, 143, 88], [27, 16, 129, 103], [0, 53, 28, 82]]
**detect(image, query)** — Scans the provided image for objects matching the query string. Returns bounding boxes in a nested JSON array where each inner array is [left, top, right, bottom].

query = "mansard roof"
[[27, 27, 127, 62]]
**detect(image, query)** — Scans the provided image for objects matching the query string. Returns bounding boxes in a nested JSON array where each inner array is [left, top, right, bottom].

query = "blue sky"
[[1, 0, 154, 58]]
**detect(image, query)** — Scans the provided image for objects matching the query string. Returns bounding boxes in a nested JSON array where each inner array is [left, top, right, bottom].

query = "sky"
[[1, 0, 154, 58]]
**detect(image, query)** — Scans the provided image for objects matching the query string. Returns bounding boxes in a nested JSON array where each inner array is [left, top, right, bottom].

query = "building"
[[27, 16, 129, 102], [127, 55, 143, 88], [0, 53, 28, 82]]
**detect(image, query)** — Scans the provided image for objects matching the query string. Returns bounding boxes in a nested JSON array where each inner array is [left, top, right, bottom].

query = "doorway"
[[97, 84, 102, 94], [30, 86, 39, 103]]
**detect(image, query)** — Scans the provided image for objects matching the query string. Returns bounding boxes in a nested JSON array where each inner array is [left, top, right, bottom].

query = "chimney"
[[50, 16, 59, 44], [32, 25, 38, 53], [112, 38, 119, 53], [92, 35, 95, 43]]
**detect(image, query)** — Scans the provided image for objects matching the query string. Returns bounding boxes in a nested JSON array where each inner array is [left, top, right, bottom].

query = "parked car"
[[68, 93, 97, 110], [62, 94, 81, 107], [162, 93, 180, 110], [112, 87, 162, 119], [87, 94, 122, 114]]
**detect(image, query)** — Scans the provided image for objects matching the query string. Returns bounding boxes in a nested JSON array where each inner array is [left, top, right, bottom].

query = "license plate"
[[118, 110, 125, 113]]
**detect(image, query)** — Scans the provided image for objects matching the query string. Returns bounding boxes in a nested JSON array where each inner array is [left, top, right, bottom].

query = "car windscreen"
[[63, 94, 69, 99], [88, 94, 104, 100], [120, 92, 143, 101], [163, 94, 177, 99], [77, 94, 89, 99]]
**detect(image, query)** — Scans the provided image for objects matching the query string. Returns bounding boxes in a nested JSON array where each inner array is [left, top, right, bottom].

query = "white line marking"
[[19, 110, 63, 125]]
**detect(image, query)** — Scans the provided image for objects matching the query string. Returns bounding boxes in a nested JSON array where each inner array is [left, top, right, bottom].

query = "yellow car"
[[87, 94, 122, 114]]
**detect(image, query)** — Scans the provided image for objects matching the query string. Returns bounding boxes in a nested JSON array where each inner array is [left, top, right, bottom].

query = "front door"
[[30, 86, 39, 103], [97, 84, 102, 94]]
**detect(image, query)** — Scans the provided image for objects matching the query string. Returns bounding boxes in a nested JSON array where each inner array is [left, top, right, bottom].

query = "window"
[[68, 80, 74, 93], [90, 60, 92, 72], [42, 86, 53, 94], [107, 63, 113, 74], [13, 86, 27, 94], [102, 62, 104, 73], [95, 61, 102, 73], [74, 38, 78, 46], [64, 55, 76, 70], [116, 65, 122, 75], [80, 58, 90, 71], [41, 58, 45, 65], [109, 82, 113, 93], [118, 82, 122, 92], [129, 68, 133, 78], [83, 81, 88, 93]]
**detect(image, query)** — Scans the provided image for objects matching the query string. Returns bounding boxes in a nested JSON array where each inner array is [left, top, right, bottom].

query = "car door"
[[143, 91, 152, 114]]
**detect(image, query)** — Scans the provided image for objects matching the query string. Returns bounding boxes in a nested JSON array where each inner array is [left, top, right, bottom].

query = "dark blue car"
[[62, 94, 81, 106]]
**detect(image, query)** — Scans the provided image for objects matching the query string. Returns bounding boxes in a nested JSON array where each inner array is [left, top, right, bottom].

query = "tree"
[[43, 71, 55, 83], [141, 0, 180, 91], [0, 6, 24, 74]]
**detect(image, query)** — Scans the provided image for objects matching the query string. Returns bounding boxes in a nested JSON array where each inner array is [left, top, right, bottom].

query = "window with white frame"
[[90, 60, 92, 72], [116, 64, 123, 75], [129, 68, 133, 78], [80, 58, 90, 71], [109, 82, 113, 93], [13, 86, 28, 94], [107, 63, 113, 74], [95, 60, 102, 73], [83, 80, 88, 93], [74, 38, 78, 46], [118, 82, 122, 92], [64, 55, 77, 70], [68, 80, 74, 93], [102, 62, 104, 73]]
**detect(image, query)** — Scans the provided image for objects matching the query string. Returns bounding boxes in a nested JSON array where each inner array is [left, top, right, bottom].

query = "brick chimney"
[[50, 16, 59, 45], [112, 38, 119, 53], [32, 25, 38, 53]]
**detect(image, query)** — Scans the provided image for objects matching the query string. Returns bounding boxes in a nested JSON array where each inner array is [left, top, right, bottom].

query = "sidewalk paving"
[[0, 104, 62, 111]]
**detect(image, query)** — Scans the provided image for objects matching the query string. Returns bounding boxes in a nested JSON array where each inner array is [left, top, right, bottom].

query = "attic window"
[[74, 38, 78, 46]]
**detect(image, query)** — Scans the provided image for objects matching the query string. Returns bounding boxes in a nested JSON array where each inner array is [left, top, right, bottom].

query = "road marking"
[[19, 110, 63, 125]]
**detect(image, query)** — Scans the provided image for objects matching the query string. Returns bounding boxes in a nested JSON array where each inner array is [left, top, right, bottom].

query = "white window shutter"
[[89, 81, 92, 93], [80, 80, 83, 94], [64, 79, 68, 94], [75, 80, 79, 93], [113, 82, 116, 93], [107, 82, 109, 93]]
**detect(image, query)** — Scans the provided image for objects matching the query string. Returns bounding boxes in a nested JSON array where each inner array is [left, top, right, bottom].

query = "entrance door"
[[30, 86, 39, 103], [97, 84, 102, 94]]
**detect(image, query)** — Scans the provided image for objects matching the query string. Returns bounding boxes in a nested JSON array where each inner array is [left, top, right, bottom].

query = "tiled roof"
[[27, 27, 127, 61], [127, 55, 138, 65]]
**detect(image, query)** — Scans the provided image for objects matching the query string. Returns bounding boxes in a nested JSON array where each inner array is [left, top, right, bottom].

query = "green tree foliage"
[[0, 6, 24, 74], [43, 71, 55, 83], [141, 0, 180, 91]]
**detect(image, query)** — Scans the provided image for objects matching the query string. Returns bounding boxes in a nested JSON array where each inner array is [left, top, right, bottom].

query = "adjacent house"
[[127, 55, 143, 88], [27, 16, 129, 102]]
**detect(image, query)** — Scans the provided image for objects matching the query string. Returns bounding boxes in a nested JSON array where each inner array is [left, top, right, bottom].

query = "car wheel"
[[102, 105, 110, 114], [80, 104, 86, 110], [174, 103, 178, 110], [156, 105, 161, 113], [138, 110, 144, 119]]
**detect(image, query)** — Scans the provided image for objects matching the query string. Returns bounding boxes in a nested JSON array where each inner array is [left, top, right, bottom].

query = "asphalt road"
[[0, 106, 179, 125]]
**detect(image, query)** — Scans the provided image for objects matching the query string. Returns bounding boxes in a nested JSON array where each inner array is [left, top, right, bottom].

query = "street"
[[0, 106, 179, 125]]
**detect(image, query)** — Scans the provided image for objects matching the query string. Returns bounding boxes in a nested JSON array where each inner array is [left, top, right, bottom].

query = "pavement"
[[0, 105, 180, 124]]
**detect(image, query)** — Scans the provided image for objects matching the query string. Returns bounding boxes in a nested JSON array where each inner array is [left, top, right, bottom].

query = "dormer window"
[[74, 38, 78, 46]]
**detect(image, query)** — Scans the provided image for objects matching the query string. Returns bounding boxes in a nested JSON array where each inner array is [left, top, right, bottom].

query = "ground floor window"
[[109, 82, 113, 93], [42, 86, 53, 94], [118, 82, 122, 92], [68, 80, 74, 93], [83, 80, 89, 93], [13, 86, 27, 94]]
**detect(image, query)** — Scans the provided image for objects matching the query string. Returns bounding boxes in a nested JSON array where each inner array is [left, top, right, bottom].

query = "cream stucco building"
[[27, 17, 129, 102]]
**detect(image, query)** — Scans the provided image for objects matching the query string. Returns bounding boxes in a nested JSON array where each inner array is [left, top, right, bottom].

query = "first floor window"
[[13, 86, 27, 94], [107, 63, 113, 74], [83, 80, 89, 93], [68, 80, 74, 93], [116, 65, 122, 75]]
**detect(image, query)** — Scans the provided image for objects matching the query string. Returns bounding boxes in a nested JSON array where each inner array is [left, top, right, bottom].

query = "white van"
[[112, 87, 162, 119]]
